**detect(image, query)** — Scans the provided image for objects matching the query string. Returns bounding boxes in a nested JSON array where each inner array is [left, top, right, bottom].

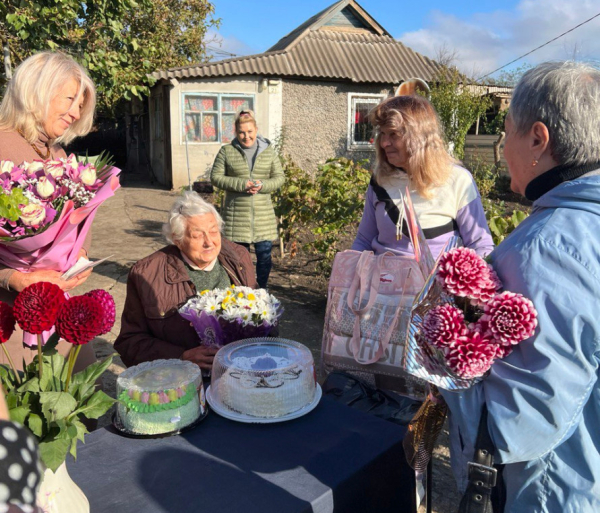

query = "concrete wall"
[[149, 76, 283, 190], [282, 79, 393, 173]]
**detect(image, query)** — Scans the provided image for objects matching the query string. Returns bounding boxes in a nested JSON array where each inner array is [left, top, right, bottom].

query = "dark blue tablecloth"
[[69, 395, 414, 513]]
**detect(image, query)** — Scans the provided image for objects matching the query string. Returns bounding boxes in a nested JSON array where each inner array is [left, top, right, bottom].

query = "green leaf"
[[27, 413, 44, 438], [39, 392, 77, 422], [71, 355, 114, 388], [9, 406, 30, 425], [74, 390, 116, 420], [72, 419, 89, 443], [17, 377, 40, 393], [39, 438, 70, 472]]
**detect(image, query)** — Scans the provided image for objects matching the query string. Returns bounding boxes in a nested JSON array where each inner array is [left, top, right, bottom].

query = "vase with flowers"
[[0, 281, 117, 512]]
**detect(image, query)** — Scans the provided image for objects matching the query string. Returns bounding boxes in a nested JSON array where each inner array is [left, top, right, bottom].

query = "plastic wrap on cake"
[[116, 359, 205, 435], [210, 338, 318, 418]]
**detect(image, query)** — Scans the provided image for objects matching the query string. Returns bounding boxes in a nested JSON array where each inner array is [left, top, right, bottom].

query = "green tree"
[[1, 0, 219, 114], [429, 67, 492, 160]]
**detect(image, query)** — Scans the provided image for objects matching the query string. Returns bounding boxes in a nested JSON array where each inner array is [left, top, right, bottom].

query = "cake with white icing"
[[116, 359, 204, 435], [211, 339, 317, 418]]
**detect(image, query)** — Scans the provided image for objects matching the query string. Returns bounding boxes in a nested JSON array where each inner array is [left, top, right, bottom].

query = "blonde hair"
[[0, 51, 96, 146], [371, 95, 453, 199], [235, 109, 257, 131]]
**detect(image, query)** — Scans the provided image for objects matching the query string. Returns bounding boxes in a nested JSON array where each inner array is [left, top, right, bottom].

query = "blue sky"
[[209, 0, 600, 78]]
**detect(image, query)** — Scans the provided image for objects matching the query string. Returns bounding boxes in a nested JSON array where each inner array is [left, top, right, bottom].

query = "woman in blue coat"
[[442, 61, 600, 512]]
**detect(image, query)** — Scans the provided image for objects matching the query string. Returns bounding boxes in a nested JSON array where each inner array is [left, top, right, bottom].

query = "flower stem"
[[64, 345, 81, 392], [37, 334, 43, 380], [1, 344, 21, 385]]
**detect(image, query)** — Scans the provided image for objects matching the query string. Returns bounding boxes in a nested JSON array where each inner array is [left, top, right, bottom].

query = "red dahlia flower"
[[437, 248, 501, 304], [13, 282, 66, 334], [0, 302, 16, 343], [446, 330, 496, 379], [422, 304, 466, 348], [55, 296, 104, 346], [85, 289, 116, 335], [481, 291, 538, 346]]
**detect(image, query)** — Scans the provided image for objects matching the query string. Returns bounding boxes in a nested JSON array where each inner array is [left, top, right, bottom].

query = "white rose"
[[63, 154, 78, 168], [35, 176, 55, 199], [0, 160, 15, 174], [44, 160, 65, 178], [23, 160, 45, 173], [80, 166, 97, 186], [19, 203, 47, 227]]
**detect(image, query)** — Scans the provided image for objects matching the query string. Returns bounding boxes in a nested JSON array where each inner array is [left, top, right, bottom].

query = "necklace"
[[16, 128, 51, 160]]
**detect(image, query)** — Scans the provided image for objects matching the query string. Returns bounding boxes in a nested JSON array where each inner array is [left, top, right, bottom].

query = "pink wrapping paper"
[[0, 168, 121, 346]]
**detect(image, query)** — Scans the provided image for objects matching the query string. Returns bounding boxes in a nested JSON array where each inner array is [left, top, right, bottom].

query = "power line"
[[206, 46, 238, 58], [478, 11, 600, 81]]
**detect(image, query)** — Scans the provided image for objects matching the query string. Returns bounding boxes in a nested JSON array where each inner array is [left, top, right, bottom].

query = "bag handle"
[[346, 252, 384, 315], [349, 267, 413, 365]]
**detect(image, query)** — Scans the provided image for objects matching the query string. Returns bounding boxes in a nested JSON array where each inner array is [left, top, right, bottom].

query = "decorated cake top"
[[214, 338, 314, 375], [117, 359, 201, 392]]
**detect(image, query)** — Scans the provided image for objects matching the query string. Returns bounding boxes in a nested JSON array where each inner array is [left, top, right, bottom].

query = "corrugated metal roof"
[[153, 31, 443, 84], [152, 0, 443, 84]]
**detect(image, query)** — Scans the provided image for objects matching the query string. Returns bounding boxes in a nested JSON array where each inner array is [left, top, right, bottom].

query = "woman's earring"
[[532, 158, 539, 167]]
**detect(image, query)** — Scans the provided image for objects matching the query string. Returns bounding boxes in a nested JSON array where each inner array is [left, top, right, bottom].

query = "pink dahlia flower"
[[446, 330, 496, 379], [422, 304, 466, 348], [85, 289, 116, 335], [481, 291, 538, 346], [436, 248, 501, 304], [493, 343, 514, 359]]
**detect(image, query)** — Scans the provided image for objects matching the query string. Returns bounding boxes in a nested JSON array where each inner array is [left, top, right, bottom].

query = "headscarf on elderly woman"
[[114, 192, 257, 370], [440, 61, 600, 513]]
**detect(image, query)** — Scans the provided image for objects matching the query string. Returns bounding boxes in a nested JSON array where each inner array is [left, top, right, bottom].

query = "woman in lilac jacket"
[[352, 94, 493, 259]]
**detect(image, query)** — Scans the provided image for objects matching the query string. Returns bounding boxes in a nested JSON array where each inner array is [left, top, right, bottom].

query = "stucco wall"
[[282, 80, 393, 173], [149, 76, 283, 189]]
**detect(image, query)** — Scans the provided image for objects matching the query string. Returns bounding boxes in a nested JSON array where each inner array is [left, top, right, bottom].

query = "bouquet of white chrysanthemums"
[[179, 285, 283, 347]]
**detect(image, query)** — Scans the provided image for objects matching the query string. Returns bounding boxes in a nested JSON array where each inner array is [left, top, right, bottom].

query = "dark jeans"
[[239, 240, 272, 289]]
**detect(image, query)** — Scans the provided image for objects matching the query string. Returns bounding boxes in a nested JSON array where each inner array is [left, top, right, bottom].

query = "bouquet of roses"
[[0, 153, 117, 238], [415, 247, 538, 382], [179, 285, 283, 347], [0, 282, 117, 472]]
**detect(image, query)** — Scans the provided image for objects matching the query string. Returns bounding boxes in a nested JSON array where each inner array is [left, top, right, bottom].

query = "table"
[[69, 395, 415, 513]]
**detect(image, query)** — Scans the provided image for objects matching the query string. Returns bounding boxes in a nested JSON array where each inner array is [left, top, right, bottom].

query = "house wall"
[[282, 79, 393, 172], [149, 76, 283, 189]]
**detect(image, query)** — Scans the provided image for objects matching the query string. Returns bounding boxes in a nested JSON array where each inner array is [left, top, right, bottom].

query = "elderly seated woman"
[[114, 192, 257, 370]]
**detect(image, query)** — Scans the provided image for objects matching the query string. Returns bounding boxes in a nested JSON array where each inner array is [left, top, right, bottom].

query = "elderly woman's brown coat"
[[114, 239, 258, 367]]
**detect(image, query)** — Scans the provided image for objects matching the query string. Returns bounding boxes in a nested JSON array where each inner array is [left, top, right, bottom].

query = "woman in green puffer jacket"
[[210, 110, 284, 288]]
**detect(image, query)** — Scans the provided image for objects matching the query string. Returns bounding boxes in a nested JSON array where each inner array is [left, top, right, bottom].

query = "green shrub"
[[483, 198, 529, 245]]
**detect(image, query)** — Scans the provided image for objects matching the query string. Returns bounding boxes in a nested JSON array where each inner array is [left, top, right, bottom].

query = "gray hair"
[[0, 51, 96, 145], [510, 61, 600, 166], [163, 191, 223, 244]]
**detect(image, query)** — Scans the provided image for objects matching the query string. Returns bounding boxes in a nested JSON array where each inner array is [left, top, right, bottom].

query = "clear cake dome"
[[117, 359, 201, 393], [209, 338, 317, 419]]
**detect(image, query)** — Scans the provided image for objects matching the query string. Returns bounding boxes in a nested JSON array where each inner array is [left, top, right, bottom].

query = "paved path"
[[81, 173, 459, 513]]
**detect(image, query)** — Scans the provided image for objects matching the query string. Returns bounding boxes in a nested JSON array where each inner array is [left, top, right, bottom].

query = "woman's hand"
[[180, 345, 219, 370], [245, 180, 262, 195], [8, 268, 92, 293]]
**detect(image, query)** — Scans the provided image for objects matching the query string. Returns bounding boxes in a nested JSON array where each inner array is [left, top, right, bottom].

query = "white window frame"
[[180, 92, 255, 144], [347, 93, 386, 151]]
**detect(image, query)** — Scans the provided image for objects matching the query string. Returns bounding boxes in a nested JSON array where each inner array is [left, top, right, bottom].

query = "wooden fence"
[[464, 134, 508, 175]]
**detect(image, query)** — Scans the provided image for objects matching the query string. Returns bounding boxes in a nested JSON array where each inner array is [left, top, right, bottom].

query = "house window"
[[348, 94, 385, 150], [182, 93, 254, 144]]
